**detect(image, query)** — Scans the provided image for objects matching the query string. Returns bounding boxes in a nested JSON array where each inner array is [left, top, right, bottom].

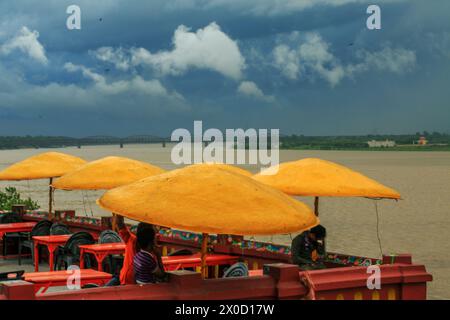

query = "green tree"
[[0, 187, 40, 211]]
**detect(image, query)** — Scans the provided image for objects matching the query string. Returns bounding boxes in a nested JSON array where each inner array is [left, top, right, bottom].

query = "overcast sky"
[[0, 0, 449, 137]]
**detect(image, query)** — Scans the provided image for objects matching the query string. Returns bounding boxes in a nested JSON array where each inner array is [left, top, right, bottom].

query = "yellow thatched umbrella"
[[52, 156, 165, 190], [98, 164, 318, 278], [0, 152, 87, 219], [188, 163, 252, 177], [52, 156, 166, 227], [253, 158, 401, 216]]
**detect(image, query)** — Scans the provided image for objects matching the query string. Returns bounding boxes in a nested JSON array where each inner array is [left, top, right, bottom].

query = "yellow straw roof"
[[52, 156, 166, 190], [187, 163, 252, 177], [98, 165, 318, 235], [0, 152, 87, 181], [253, 158, 401, 199]]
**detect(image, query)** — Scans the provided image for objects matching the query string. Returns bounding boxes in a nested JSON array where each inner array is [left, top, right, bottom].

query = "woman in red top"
[[116, 215, 137, 285], [106, 215, 161, 286]]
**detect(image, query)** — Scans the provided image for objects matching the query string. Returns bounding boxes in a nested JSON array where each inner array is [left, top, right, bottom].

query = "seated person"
[[106, 215, 160, 286], [133, 223, 167, 284], [291, 225, 327, 270]]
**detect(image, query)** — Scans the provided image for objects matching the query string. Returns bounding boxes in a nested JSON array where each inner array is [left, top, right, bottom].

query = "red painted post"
[[169, 270, 203, 300], [263, 263, 308, 299], [0, 281, 36, 300], [398, 265, 433, 300]]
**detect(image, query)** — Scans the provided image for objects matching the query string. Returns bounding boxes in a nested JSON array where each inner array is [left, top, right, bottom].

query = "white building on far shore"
[[367, 140, 396, 148]]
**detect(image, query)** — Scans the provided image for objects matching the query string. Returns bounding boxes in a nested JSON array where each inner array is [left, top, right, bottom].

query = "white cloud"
[[91, 47, 131, 71], [64, 62, 104, 83], [129, 22, 245, 80], [0, 26, 48, 65], [64, 62, 184, 99], [349, 47, 417, 74], [273, 32, 416, 86], [298, 33, 345, 86], [237, 81, 274, 102], [273, 32, 345, 86], [273, 45, 300, 80]]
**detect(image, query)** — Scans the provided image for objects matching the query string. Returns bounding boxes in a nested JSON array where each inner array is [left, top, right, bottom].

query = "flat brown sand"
[[1, 145, 449, 299]]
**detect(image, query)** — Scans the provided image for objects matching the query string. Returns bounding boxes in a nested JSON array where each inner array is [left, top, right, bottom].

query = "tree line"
[[0, 132, 449, 151], [280, 132, 450, 149]]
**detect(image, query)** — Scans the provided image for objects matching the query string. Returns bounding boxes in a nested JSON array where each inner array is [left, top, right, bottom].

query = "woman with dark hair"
[[106, 215, 166, 286], [133, 223, 167, 284]]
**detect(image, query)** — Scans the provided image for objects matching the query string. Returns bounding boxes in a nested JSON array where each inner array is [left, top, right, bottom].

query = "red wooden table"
[[32, 235, 71, 272], [162, 254, 238, 271], [79, 243, 126, 271], [0, 222, 36, 238], [24, 269, 112, 294], [32, 233, 100, 272]]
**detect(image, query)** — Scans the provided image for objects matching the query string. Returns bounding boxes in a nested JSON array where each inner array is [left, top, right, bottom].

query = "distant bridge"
[[77, 135, 170, 148]]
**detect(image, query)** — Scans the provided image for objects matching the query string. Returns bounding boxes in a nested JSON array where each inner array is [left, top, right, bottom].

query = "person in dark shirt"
[[133, 222, 167, 284], [291, 225, 327, 270]]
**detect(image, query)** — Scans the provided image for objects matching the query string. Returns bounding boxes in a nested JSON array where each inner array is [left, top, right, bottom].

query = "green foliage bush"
[[0, 187, 40, 211]]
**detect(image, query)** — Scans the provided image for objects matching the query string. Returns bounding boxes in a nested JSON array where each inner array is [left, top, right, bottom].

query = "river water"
[[1, 145, 449, 299]]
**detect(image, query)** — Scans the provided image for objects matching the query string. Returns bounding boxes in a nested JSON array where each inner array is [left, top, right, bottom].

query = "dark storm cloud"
[[0, 0, 449, 136]]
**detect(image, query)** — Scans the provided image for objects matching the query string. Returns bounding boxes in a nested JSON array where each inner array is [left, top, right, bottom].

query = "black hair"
[[310, 225, 326, 239], [136, 222, 156, 251]]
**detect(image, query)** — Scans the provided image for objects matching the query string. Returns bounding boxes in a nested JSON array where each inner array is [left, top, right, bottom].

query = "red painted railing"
[[0, 261, 432, 300]]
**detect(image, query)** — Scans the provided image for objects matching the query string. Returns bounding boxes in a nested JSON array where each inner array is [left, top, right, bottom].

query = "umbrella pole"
[[313, 196, 325, 252], [48, 178, 54, 220], [314, 196, 319, 216], [111, 213, 117, 231], [200, 233, 209, 279]]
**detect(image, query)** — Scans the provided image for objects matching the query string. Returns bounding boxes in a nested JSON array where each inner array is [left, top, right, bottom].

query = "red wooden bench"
[[162, 254, 239, 271], [24, 269, 112, 294]]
